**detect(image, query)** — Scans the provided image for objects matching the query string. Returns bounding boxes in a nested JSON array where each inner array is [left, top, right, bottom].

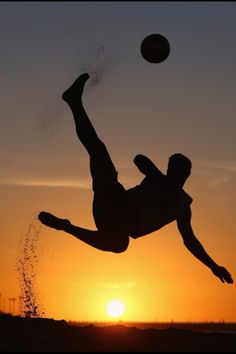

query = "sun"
[[106, 300, 125, 318]]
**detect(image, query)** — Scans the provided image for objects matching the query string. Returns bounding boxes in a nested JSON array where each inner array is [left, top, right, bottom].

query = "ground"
[[1, 314, 236, 352]]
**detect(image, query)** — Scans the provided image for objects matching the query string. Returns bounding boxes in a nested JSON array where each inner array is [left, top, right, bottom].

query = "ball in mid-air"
[[141, 34, 170, 63]]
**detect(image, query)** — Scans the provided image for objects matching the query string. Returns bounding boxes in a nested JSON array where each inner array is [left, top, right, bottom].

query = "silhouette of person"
[[38, 73, 233, 284]]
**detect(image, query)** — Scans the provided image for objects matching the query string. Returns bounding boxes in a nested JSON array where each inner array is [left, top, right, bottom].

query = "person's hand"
[[212, 265, 233, 284]]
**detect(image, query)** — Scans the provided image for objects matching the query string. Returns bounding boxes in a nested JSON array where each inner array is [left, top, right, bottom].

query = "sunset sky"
[[0, 2, 236, 322]]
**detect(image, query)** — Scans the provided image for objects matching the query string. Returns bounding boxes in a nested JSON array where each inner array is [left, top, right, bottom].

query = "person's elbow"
[[133, 154, 148, 174], [133, 154, 145, 165]]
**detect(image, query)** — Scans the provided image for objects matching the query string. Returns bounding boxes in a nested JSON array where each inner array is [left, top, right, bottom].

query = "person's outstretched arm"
[[177, 206, 233, 284]]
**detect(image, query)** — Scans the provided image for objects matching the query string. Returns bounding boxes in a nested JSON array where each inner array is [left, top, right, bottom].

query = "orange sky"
[[0, 2, 236, 322]]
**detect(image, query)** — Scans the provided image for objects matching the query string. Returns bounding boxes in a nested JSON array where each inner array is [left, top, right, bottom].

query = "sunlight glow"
[[106, 300, 125, 318]]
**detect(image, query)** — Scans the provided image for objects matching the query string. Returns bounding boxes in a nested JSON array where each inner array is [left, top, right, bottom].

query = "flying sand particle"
[[16, 215, 45, 318]]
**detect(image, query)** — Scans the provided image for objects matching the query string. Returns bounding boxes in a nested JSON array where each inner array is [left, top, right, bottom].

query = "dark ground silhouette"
[[1, 314, 236, 352]]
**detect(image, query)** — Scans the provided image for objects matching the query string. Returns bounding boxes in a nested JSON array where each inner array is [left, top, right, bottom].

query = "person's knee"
[[112, 237, 129, 254]]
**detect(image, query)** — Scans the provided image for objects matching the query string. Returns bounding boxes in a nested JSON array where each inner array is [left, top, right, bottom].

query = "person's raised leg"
[[38, 211, 129, 253], [62, 73, 101, 153], [62, 73, 118, 184], [62, 73, 126, 228]]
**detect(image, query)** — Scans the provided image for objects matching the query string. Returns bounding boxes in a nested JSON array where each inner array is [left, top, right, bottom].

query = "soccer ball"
[[141, 34, 170, 63]]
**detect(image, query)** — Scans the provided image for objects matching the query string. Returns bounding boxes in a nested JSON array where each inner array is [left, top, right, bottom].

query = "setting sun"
[[106, 300, 125, 318]]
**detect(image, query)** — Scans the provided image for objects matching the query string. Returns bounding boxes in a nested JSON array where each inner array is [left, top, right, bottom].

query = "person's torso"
[[126, 175, 193, 238]]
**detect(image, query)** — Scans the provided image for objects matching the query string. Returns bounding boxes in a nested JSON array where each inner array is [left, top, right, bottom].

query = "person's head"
[[167, 153, 192, 188]]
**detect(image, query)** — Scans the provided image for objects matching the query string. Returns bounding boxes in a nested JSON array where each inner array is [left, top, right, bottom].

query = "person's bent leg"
[[38, 211, 129, 253]]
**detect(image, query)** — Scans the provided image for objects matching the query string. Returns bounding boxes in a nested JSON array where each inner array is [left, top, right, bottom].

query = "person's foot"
[[38, 211, 70, 230], [62, 73, 90, 104]]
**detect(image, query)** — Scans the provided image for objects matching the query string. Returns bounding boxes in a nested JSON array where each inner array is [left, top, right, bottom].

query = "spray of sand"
[[16, 214, 45, 318], [78, 44, 116, 89]]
